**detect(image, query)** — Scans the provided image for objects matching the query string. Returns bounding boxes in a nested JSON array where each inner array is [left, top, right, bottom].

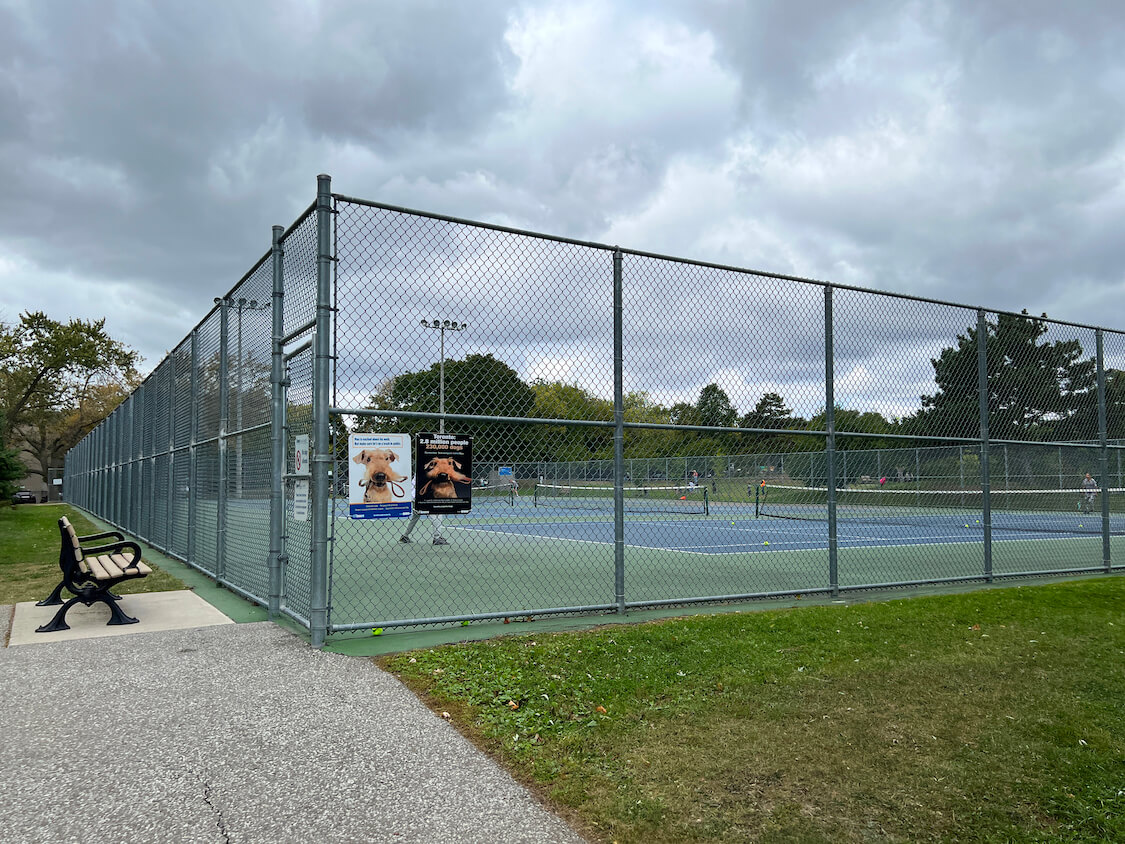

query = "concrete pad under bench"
[[8, 590, 234, 646]]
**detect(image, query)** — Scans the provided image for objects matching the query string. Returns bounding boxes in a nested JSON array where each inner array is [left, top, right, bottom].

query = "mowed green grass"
[[0, 503, 185, 604], [384, 577, 1125, 842]]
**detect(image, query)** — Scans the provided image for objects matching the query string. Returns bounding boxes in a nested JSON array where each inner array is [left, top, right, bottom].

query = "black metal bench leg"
[[37, 593, 139, 633], [36, 597, 80, 633], [36, 580, 69, 607], [37, 583, 121, 607], [103, 595, 139, 626]]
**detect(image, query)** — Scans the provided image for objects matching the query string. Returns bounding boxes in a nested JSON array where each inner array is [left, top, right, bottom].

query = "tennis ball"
[[763, 541, 769, 546], [730, 521, 735, 525], [965, 524, 969, 528], [371, 628, 383, 636], [461, 620, 470, 627]]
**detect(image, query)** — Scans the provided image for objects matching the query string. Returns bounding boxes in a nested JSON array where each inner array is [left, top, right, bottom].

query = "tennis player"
[[1081, 473, 1098, 514]]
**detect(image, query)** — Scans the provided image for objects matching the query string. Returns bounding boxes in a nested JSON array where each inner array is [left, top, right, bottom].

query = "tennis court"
[[323, 483, 1123, 629]]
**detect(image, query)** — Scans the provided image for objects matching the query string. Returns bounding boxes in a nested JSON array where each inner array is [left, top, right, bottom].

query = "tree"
[[0, 312, 139, 484], [741, 392, 793, 430], [695, 383, 738, 429], [529, 380, 613, 463], [0, 412, 26, 500], [358, 353, 538, 462], [0, 312, 139, 438], [905, 310, 1096, 442], [807, 407, 895, 451], [19, 382, 131, 487]]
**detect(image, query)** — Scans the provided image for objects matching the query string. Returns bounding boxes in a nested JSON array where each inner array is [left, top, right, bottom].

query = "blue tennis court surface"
[[456, 515, 1108, 554]]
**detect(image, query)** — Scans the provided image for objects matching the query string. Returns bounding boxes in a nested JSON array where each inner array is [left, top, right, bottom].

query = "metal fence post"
[[310, 174, 334, 647], [977, 309, 993, 582], [613, 248, 626, 614], [132, 387, 143, 534], [217, 300, 230, 580], [825, 285, 838, 596], [269, 224, 285, 618], [187, 329, 200, 566], [1096, 329, 1110, 572], [166, 361, 175, 547]]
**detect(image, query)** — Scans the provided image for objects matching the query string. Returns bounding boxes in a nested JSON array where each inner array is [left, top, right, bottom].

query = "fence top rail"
[[334, 192, 1122, 336]]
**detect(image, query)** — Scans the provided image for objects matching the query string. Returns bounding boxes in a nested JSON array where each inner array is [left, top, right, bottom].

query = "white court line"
[[455, 522, 1107, 556]]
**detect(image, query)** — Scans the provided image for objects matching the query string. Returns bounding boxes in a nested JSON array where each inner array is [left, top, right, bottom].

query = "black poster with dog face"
[[414, 433, 473, 514]]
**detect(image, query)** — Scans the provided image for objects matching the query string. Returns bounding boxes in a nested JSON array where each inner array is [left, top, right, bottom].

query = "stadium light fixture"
[[421, 318, 468, 433]]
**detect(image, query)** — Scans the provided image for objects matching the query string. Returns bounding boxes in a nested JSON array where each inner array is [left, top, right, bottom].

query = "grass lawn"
[[384, 577, 1125, 842], [0, 503, 185, 605]]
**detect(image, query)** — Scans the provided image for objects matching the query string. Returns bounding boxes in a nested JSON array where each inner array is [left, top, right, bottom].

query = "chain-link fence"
[[65, 176, 1125, 647]]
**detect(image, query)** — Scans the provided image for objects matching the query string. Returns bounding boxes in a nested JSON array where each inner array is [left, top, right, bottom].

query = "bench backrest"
[[59, 517, 84, 561]]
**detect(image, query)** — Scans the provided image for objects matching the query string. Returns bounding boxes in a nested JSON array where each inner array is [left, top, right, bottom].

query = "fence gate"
[[282, 343, 315, 627]]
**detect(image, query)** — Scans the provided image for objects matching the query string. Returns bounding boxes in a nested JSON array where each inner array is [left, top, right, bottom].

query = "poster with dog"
[[414, 433, 473, 514], [348, 433, 412, 519]]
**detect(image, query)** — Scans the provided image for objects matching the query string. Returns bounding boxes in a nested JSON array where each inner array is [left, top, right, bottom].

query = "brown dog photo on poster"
[[353, 448, 408, 504], [417, 457, 471, 499]]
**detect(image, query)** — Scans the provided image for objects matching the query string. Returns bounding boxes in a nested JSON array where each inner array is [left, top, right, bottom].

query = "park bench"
[[35, 517, 152, 633]]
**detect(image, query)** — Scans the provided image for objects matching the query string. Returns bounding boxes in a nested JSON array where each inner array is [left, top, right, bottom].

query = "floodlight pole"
[[420, 319, 466, 544], [214, 294, 267, 501], [421, 319, 468, 435]]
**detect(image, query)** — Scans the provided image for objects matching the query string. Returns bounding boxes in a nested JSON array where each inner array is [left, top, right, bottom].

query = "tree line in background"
[[358, 311, 1125, 466], [0, 312, 138, 499], [7, 307, 1120, 500]]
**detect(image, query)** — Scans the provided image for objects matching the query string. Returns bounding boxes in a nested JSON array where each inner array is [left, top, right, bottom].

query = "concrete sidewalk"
[[8, 589, 234, 645], [0, 616, 586, 843]]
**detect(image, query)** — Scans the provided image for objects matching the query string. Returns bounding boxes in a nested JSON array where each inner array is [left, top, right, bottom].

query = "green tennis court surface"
[[323, 493, 1122, 628]]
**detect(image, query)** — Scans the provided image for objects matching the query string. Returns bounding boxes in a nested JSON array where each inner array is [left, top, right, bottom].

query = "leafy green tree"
[[807, 407, 895, 451], [358, 353, 538, 462], [905, 310, 1096, 442], [0, 412, 27, 500], [0, 312, 139, 486], [740, 392, 793, 430], [695, 384, 738, 429], [0, 311, 139, 439], [530, 380, 613, 462]]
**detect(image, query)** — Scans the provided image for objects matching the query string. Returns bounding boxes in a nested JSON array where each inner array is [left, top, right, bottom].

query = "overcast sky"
[[2, 0, 1124, 418]]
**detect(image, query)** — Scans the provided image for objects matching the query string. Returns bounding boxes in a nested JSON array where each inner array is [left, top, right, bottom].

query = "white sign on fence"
[[294, 434, 310, 476], [293, 479, 310, 522]]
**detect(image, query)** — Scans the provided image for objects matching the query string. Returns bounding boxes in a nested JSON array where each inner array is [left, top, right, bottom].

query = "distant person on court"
[[400, 510, 447, 545], [1082, 473, 1098, 514]]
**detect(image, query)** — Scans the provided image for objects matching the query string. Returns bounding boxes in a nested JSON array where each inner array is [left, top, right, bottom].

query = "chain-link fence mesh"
[[63, 179, 1125, 645]]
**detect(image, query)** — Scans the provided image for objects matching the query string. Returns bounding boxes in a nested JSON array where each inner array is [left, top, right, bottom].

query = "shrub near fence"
[[65, 176, 1125, 647]]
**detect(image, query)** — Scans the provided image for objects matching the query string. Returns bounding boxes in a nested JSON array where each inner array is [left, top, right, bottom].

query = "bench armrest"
[[82, 540, 143, 561], [77, 530, 126, 543]]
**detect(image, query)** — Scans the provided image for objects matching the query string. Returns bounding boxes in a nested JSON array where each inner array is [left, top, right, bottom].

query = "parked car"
[[11, 489, 36, 505]]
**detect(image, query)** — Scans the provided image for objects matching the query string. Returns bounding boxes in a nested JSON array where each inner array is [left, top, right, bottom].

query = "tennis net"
[[473, 483, 515, 506], [756, 484, 1125, 535], [534, 483, 709, 515]]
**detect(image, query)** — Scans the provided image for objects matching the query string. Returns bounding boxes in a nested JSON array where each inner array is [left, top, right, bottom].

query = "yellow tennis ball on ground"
[[371, 627, 383, 636], [763, 541, 769, 546]]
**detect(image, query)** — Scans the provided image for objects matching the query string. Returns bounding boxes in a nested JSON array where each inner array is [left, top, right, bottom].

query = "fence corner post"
[[825, 284, 838, 597], [268, 224, 286, 619], [977, 309, 993, 582], [310, 174, 334, 647], [1096, 329, 1111, 572], [613, 248, 626, 614]]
